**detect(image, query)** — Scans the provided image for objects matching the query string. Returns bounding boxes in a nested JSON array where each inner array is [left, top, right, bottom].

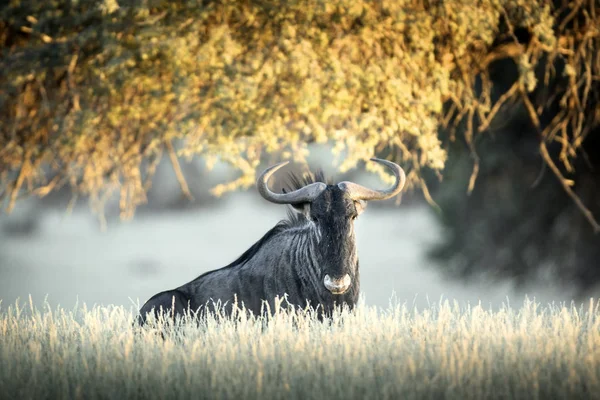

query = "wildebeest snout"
[[323, 274, 351, 294]]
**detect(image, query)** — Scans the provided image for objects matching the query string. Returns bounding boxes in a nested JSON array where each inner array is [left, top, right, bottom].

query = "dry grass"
[[1, 297, 599, 400]]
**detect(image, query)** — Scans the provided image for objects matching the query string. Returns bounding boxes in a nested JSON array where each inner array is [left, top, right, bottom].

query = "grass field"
[[1, 297, 599, 400]]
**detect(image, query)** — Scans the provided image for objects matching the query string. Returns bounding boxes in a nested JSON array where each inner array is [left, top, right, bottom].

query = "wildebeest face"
[[293, 186, 365, 294], [256, 158, 406, 295]]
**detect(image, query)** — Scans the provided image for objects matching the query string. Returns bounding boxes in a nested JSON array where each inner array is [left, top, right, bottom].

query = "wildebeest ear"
[[355, 200, 367, 216], [280, 188, 310, 216], [290, 202, 310, 216]]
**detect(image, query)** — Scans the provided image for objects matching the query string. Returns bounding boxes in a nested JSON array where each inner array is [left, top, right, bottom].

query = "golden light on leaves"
[[0, 0, 598, 223]]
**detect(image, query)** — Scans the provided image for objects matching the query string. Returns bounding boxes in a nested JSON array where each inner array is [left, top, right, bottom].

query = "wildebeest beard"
[[137, 158, 405, 324]]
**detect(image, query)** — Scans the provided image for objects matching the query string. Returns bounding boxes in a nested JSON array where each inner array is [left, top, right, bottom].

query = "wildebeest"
[[137, 158, 405, 324]]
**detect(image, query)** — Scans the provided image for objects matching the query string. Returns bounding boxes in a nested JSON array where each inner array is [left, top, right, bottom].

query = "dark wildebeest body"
[[138, 158, 405, 324]]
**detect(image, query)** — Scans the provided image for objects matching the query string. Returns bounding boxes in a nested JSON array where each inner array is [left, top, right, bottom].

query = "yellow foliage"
[[0, 0, 598, 218]]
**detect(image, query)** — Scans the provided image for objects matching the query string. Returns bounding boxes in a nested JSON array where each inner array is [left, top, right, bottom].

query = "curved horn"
[[257, 162, 327, 204], [337, 158, 406, 201]]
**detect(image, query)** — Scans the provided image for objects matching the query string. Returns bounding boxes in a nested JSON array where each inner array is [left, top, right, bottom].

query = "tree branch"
[[165, 140, 194, 202], [521, 88, 600, 233]]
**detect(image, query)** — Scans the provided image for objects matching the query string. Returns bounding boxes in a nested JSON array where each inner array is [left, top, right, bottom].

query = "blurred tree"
[[431, 66, 600, 296], [425, 1, 600, 296], [0, 1, 599, 289]]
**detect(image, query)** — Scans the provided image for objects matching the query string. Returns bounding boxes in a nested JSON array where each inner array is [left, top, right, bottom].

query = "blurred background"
[[0, 143, 582, 310], [1, 1, 599, 311]]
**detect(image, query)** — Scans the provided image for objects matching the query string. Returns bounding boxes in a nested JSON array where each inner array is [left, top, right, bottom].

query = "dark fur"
[[137, 169, 363, 324]]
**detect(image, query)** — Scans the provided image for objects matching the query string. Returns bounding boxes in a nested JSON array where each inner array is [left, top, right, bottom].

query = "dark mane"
[[221, 222, 289, 269], [195, 169, 331, 279], [191, 222, 289, 281], [286, 169, 329, 191]]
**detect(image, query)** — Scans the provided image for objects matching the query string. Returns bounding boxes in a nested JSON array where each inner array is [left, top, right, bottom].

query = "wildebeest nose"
[[323, 274, 351, 294]]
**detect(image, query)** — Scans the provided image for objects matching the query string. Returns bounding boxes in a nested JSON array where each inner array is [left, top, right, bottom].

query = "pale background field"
[[0, 148, 577, 312]]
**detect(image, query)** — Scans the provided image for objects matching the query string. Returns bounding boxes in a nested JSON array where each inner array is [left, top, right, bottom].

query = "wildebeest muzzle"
[[323, 274, 352, 294]]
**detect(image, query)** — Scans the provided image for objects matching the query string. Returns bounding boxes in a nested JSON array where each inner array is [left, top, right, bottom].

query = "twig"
[[420, 177, 441, 214], [467, 157, 480, 195], [143, 151, 163, 191], [165, 140, 194, 201], [530, 159, 546, 188], [67, 53, 80, 111], [6, 154, 31, 213], [33, 175, 61, 197], [479, 82, 520, 132], [521, 88, 600, 232], [65, 192, 79, 216], [481, 42, 525, 70], [412, 158, 441, 213], [540, 140, 599, 233], [559, 2, 583, 33], [136, 11, 168, 25], [465, 107, 480, 195]]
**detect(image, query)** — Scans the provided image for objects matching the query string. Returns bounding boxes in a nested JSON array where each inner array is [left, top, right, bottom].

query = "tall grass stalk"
[[1, 297, 599, 399]]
